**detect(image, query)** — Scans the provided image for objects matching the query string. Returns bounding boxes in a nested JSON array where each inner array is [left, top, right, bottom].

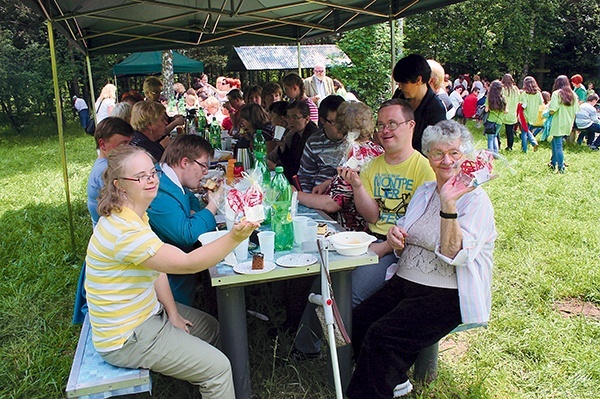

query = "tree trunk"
[[162, 50, 174, 99], [0, 99, 21, 133]]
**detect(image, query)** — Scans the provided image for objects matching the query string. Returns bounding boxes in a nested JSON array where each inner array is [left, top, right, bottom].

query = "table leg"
[[329, 270, 353, 394], [216, 286, 252, 399]]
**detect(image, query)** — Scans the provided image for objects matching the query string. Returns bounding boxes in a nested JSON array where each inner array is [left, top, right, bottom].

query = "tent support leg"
[[47, 20, 76, 253], [86, 55, 97, 122]]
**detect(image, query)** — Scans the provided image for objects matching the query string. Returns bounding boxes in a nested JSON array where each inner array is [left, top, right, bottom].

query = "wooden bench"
[[413, 323, 486, 382], [66, 314, 152, 398]]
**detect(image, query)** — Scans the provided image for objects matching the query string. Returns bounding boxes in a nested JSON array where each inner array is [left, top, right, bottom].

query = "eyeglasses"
[[428, 149, 464, 162], [314, 70, 325, 73], [119, 170, 162, 183], [194, 160, 209, 170], [324, 118, 335, 125], [375, 120, 412, 133], [287, 114, 306, 121]]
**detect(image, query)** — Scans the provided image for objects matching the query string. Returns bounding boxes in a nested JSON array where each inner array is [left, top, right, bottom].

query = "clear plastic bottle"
[[270, 166, 294, 251], [254, 152, 271, 224]]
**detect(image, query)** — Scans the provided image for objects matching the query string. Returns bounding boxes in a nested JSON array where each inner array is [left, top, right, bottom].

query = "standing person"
[[500, 73, 519, 151], [485, 80, 506, 156], [147, 135, 220, 306], [346, 120, 497, 399], [73, 95, 90, 130], [576, 94, 600, 148], [95, 83, 117, 124], [520, 76, 543, 151], [86, 146, 258, 399], [427, 59, 453, 117], [391, 54, 446, 153], [73, 117, 135, 324], [339, 99, 435, 307], [281, 73, 319, 123], [130, 100, 170, 162], [548, 75, 580, 173], [304, 63, 335, 105], [571, 74, 587, 103]]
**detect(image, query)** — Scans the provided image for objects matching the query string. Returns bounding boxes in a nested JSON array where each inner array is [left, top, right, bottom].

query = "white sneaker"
[[392, 380, 413, 397]]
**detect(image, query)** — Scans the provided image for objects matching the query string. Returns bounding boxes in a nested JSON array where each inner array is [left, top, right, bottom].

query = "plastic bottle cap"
[[275, 166, 284, 173]]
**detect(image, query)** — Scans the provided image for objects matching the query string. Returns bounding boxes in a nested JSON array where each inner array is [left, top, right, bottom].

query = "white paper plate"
[[233, 260, 276, 275], [275, 254, 318, 268]]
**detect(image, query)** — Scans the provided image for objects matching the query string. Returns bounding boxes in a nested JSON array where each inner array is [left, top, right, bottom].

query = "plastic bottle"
[[253, 152, 271, 224], [253, 129, 267, 157], [270, 166, 294, 251], [197, 108, 207, 132], [209, 117, 222, 150], [226, 159, 236, 185], [233, 161, 244, 178]]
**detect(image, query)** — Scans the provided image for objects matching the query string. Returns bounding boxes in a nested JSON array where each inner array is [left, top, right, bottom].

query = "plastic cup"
[[304, 221, 318, 243], [234, 237, 249, 261], [292, 216, 309, 245], [273, 125, 285, 140], [257, 231, 276, 262]]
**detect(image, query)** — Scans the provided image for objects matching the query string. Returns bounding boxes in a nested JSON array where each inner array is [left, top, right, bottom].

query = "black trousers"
[[346, 276, 461, 399]]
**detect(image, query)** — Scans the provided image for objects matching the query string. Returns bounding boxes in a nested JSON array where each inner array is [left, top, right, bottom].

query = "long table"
[[208, 208, 378, 399]]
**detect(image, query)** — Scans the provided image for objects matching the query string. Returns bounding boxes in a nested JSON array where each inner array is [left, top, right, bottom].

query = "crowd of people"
[[71, 53, 597, 398]]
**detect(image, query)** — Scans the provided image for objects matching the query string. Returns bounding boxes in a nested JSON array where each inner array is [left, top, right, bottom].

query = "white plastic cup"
[[292, 216, 309, 245], [273, 125, 285, 140], [257, 231, 276, 262], [234, 237, 249, 261], [304, 221, 318, 243]]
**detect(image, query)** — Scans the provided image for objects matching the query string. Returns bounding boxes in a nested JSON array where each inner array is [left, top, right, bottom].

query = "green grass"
[[0, 120, 599, 398]]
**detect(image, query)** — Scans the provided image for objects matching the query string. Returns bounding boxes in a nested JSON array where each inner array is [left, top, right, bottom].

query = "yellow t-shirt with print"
[[359, 151, 435, 236]]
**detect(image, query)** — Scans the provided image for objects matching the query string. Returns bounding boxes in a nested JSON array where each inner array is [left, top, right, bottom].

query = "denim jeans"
[[486, 122, 500, 155], [529, 124, 543, 137], [551, 136, 565, 170], [520, 128, 538, 152]]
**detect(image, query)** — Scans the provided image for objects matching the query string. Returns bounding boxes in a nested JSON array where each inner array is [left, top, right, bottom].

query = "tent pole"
[[86, 55, 97, 122], [297, 42, 301, 76], [47, 20, 76, 253], [390, 15, 396, 97]]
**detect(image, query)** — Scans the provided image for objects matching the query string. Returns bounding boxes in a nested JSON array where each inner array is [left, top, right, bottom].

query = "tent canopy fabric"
[[226, 45, 351, 71], [113, 51, 204, 76], [23, 0, 466, 56]]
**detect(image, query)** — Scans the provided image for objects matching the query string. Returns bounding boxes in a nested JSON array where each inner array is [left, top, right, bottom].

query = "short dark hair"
[[286, 100, 310, 118], [94, 117, 134, 147], [227, 88, 244, 101], [281, 73, 305, 96], [318, 95, 345, 119], [587, 93, 599, 102], [378, 98, 415, 122], [269, 101, 289, 117], [392, 54, 431, 84]]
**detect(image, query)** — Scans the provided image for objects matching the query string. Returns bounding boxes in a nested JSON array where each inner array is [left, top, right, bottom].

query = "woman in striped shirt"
[[85, 146, 258, 399]]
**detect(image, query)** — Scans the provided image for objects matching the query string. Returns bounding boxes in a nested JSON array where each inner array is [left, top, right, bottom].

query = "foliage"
[[404, 0, 600, 90], [1, 118, 599, 398], [329, 24, 400, 108]]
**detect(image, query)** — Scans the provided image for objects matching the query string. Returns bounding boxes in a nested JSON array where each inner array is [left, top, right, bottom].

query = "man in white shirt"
[[304, 63, 335, 105], [73, 95, 90, 130]]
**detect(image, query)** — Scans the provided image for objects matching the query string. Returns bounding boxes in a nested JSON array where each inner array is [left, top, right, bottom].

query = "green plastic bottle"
[[209, 117, 222, 150], [270, 166, 294, 251], [253, 129, 267, 157], [197, 107, 207, 132]]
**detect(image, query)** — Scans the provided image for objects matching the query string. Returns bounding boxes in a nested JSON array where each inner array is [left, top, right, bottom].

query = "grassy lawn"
[[0, 119, 598, 398]]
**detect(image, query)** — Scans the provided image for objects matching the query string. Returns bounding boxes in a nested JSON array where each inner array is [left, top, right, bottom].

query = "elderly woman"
[[130, 100, 171, 162], [347, 120, 497, 399], [86, 146, 258, 399]]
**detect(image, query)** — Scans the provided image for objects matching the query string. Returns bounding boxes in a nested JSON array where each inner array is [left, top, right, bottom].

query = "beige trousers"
[[101, 303, 234, 399]]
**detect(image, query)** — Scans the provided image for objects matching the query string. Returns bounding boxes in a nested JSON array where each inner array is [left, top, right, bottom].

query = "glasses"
[[119, 170, 162, 183], [375, 120, 412, 133], [314, 70, 325, 73], [324, 118, 335, 125], [287, 114, 306, 121], [194, 160, 209, 170], [428, 149, 464, 162]]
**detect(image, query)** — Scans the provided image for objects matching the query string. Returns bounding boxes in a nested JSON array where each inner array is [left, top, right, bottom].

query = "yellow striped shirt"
[[85, 207, 163, 352]]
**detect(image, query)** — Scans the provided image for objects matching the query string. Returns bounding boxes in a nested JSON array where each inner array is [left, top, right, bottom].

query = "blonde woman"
[[95, 83, 117, 124], [86, 146, 257, 399]]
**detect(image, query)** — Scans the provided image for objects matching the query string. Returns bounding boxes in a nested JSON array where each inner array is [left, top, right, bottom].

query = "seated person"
[[143, 76, 185, 133], [347, 120, 497, 399], [86, 145, 258, 399], [130, 100, 171, 162], [267, 101, 320, 183], [73, 117, 134, 324], [147, 135, 220, 306], [236, 103, 277, 154], [575, 93, 600, 148], [297, 95, 346, 193], [262, 82, 283, 110], [224, 88, 245, 133]]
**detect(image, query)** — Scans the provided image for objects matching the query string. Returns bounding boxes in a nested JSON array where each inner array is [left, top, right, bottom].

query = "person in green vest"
[[548, 75, 580, 173], [571, 74, 587, 103], [485, 80, 506, 155], [500, 74, 520, 151]]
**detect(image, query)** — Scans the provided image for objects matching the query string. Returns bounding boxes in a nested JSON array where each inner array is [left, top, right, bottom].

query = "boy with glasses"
[[147, 135, 219, 306]]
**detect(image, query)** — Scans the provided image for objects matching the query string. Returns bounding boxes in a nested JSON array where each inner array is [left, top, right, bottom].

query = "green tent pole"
[[86, 55, 97, 122], [47, 20, 76, 252], [297, 42, 301, 76]]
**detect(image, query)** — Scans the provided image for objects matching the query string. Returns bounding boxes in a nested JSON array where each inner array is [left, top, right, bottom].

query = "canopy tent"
[[113, 51, 204, 76], [226, 45, 351, 71], [23, 0, 465, 56]]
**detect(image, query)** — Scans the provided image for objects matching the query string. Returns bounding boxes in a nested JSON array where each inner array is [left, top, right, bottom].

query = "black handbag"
[[85, 99, 104, 135]]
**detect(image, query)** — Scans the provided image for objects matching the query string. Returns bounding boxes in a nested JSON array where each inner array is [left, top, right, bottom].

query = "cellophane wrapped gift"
[[456, 149, 497, 187], [221, 169, 265, 223], [339, 131, 375, 171]]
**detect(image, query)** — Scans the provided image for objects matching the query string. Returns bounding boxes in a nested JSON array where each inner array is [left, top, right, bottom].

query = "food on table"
[[202, 178, 218, 191], [252, 252, 264, 270], [317, 223, 327, 235]]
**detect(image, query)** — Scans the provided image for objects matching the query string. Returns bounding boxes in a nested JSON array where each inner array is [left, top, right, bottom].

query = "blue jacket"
[[147, 166, 216, 253]]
